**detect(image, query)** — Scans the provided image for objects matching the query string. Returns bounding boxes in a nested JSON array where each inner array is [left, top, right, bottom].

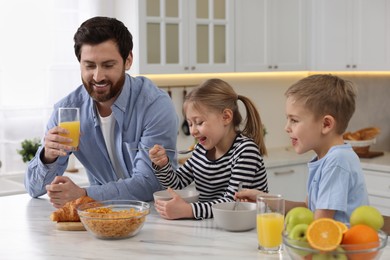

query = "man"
[[25, 17, 178, 208]]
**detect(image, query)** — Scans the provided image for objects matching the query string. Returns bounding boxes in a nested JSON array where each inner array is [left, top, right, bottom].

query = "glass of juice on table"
[[256, 194, 285, 254], [58, 107, 80, 150]]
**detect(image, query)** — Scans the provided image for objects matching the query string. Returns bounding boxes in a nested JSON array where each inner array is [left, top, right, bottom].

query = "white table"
[[1, 194, 389, 259]]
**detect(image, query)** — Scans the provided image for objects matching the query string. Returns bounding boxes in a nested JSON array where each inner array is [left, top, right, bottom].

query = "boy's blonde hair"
[[285, 74, 356, 134], [184, 78, 267, 156]]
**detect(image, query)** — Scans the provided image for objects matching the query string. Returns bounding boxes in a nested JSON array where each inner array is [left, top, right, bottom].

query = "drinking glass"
[[257, 194, 285, 254], [58, 107, 80, 150]]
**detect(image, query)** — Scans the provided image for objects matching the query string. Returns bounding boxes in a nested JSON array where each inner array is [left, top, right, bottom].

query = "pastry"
[[343, 127, 380, 141], [50, 195, 95, 222]]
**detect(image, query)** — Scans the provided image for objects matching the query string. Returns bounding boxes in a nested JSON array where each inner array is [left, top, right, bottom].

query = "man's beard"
[[83, 73, 125, 103]]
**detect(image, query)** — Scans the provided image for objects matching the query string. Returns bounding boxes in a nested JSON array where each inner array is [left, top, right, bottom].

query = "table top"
[[2, 194, 389, 260], [0, 194, 284, 259]]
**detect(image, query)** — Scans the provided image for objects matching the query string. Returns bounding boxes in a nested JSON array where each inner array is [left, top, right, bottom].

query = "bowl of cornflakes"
[[77, 200, 150, 240]]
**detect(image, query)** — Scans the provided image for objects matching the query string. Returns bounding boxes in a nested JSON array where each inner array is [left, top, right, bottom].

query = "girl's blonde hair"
[[183, 78, 267, 156]]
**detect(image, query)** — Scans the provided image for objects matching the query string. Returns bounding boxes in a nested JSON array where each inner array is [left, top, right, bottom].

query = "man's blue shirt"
[[25, 74, 178, 202]]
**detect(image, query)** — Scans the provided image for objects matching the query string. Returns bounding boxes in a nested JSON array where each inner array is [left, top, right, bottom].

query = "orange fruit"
[[335, 221, 348, 234], [306, 218, 343, 252], [342, 224, 380, 260]]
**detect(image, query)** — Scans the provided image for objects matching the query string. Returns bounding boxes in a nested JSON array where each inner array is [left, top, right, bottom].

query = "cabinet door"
[[353, 0, 390, 70], [363, 169, 390, 215], [269, 0, 307, 71], [266, 164, 307, 202], [311, 0, 390, 71], [235, 0, 307, 72], [136, 0, 234, 74], [311, 0, 353, 70], [138, 0, 189, 74], [188, 0, 235, 73]]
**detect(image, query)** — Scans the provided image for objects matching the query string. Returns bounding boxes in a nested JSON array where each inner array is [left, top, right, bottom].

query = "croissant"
[[50, 196, 95, 222], [343, 127, 380, 141]]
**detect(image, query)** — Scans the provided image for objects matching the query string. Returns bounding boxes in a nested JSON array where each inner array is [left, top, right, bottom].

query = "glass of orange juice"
[[257, 194, 285, 254], [58, 107, 80, 150]]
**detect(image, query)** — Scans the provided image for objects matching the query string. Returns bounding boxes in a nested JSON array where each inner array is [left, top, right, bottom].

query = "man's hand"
[[42, 126, 74, 164], [46, 176, 86, 208]]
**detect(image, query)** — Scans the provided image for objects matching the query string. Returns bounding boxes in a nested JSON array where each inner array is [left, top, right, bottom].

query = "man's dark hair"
[[74, 16, 133, 62]]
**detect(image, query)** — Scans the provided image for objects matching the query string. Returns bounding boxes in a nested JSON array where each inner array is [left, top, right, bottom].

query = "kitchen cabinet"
[[363, 169, 390, 215], [235, 0, 307, 72], [119, 0, 234, 74], [266, 164, 308, 202], [311, 0, 390, 71]]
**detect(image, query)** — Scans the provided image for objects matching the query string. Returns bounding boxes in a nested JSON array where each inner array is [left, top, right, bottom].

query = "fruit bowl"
[[283, 230, 388, 260], [77, 200, 150, 240]]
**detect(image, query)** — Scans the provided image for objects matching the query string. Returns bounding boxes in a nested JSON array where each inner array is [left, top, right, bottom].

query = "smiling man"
[[24, 17, 178, 208]]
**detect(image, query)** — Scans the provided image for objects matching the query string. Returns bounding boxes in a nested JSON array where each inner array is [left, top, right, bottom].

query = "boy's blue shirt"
[[307, 143, 369, 223]]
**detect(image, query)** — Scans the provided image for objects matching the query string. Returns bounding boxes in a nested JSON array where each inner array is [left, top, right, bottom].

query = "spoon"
[[233, 182, 243, 211], [129, 147, 193, 155]]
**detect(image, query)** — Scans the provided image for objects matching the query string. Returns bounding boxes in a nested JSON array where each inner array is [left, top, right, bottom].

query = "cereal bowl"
[[212, 202, 256, 232], [153, 189, 200, 203], [77, 200, 150, 240], [283, 230, 388, 260]]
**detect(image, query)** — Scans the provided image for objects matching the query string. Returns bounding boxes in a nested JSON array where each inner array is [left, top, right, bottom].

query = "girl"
[[149, 78, 268, 220]]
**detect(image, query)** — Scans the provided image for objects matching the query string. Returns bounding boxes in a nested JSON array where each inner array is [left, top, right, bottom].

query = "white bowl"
[[344, 138, 376, 147], [153, 189, 200, 203], [212, 202, 256, 232]]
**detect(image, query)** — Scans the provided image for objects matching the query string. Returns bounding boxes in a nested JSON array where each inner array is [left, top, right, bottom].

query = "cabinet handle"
[[274, 169, 295, 175], [274, 65, 278, 69], [191, 66, 195, 70], [346, 64, 350, 68], [352, 64, 357, 68], [184, 66, 189, 70], [268, 65, 272, 69]]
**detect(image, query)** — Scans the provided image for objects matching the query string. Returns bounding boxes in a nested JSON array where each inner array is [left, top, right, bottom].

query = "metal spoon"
[[129, 148, 193, 155], [233, 182, 243, 210]]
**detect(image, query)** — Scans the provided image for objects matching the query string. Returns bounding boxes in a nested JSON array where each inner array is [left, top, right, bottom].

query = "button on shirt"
[[25, 74, 179, 202]]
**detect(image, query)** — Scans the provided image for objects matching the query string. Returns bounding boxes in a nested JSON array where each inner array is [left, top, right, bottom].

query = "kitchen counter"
[[360, 151, 390, 172], [1, 194, 286, 259], [265, 147, 390, 173], [264, 147, 314, 168], [2, 194, 389, 259]]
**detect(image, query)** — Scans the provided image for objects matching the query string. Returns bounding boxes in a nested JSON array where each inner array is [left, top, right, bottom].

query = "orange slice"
[[335, 221, 348, 234], [307, 218, 343, 252]]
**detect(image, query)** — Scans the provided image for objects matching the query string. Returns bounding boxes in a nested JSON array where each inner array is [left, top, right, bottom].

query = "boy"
[[236, 74, 369, 223]]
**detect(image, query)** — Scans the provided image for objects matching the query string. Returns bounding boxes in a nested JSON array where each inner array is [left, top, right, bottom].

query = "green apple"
[[350, 205, 384, 231], [289, 223, 309, 241], [285, 207, 314, 233], [312, 247, 347, 260], [288, 224, 311, 257]]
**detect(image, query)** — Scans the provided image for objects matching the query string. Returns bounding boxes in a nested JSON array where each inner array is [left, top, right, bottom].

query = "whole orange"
[[342, 224, 379, 260]]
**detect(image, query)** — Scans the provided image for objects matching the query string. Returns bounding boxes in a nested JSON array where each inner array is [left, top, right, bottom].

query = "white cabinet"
[[235, 0, 307, 72], [311, 0, 390, 71], [119, 0, 234, 74], [363, 169, 390, 215], [266, 164, 307, 202]]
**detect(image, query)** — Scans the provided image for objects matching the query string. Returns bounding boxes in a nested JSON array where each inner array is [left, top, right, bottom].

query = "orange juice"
[[59, 121, 80, 148], [257, 212, 284, 248]]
